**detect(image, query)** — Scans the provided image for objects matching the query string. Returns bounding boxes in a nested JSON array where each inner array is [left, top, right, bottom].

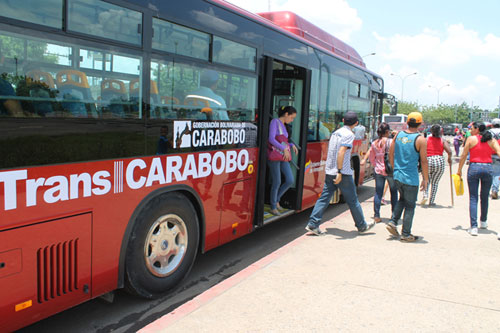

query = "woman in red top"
[[421, 125, 452, 206], [457, 122, 500, 236]]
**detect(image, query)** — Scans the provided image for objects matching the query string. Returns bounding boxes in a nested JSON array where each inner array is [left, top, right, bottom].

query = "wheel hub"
[[144, 214, 188, 277]]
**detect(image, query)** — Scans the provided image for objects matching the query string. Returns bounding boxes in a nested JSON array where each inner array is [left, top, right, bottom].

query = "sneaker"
[[400, 234, 420, 242], [492, 191, 498, 199], [305, 225, 326, 236], [480, 221, 488, 229], [270, 209, 281, 216], [428, 202, 436, 207], [358, 221, 375, 233], [420, 197, 428, 205], [468, 227, 478, 236], [381, 199, 387, 206], [386, 222, 399, 237]]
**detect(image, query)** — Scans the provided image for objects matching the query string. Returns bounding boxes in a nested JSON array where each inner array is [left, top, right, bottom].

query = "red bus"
[[0, 0, 384, 330]]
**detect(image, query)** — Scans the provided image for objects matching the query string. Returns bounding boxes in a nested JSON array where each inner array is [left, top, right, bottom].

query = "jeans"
[[491, 161, 500, 193], [454, 142, 460, 156], [308, 174, 367, 230], [374, 173, 398, 217], [467, 163, 493, 228], [268, 160, 294, 210], [391, 180, 418, 237]]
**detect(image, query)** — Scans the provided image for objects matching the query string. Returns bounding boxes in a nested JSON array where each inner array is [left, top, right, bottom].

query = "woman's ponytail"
[[474, 122, 492, 142]]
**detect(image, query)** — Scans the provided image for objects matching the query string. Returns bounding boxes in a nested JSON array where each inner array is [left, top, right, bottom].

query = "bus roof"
[[208, 1, 374, 73], [257, 11, 365, 68]]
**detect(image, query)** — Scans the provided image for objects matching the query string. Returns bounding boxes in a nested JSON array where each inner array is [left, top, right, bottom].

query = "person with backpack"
[[489, 118, 500, 199], [420, 125, 453, 206], [361, 122, 398, 222], [386, 112, 429, 242]]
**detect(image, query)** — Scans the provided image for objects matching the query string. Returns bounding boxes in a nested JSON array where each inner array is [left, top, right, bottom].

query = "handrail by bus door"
[[254, 56, 274, 228], [293, 67, 311, 211]]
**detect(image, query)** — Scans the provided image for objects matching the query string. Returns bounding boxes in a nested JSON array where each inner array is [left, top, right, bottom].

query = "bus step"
[[263, 209, 295, 225]]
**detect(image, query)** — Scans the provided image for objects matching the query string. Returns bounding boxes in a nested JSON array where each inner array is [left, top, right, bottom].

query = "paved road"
[[141, 161, 500, 332], [19, 184, 374, 332]]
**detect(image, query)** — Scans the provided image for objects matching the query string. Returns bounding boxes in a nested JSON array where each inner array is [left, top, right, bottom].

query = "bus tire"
[[125, 192, 199, 299]]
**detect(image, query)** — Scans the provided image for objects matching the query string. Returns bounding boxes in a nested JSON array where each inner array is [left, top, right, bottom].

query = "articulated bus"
[[0, 0, 384, 330]]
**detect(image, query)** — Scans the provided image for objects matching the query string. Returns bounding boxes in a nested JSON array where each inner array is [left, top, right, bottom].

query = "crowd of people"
[[302, 111, 500, 242]]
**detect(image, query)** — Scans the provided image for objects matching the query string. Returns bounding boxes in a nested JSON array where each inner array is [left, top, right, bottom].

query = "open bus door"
[[255, 57, 311, 227]]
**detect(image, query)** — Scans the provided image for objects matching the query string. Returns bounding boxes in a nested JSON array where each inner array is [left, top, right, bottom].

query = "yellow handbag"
[[452, 174, 464, 196]]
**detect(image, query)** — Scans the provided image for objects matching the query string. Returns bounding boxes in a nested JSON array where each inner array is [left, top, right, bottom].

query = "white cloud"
[[225, 0, 362, 41], [372, 31, 386, 42], [474, 75, 496, 87], [482, 34, 500, 57], [376, 24, 500, 66]]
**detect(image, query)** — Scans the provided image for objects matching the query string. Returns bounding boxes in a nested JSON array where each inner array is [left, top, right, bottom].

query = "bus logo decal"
[[173, 121, 192, 149], [0, 150, 250, 212]]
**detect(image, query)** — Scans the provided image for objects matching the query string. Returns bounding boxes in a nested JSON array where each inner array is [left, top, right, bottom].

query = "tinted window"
[[318, 66, 348, 137], [150, 59, 256, 122], [360, 84, 370, 99], [0, 0, 63, 28], [307, 67, 320, 141], [152, 18, 209, 61], [0, 29, 145, 169], [213, 36, 256, 71], [148, 59, 258, 153], [349, 81, 360, 97], [68, 0, 142, 45]]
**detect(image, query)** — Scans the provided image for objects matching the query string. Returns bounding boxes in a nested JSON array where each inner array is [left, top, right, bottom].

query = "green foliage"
[[0, 35, 58, 72], [383, 97, 495, 126], [396, 101, 419, 115]]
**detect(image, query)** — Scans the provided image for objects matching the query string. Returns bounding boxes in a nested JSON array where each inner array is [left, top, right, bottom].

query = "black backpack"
[[384, 138, 393, 175]]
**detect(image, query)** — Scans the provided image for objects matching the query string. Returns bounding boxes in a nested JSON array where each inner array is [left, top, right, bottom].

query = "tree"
[[396, 101, 419, 115]]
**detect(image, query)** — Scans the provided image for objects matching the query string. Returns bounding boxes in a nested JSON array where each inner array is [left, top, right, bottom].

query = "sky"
[[224, 0, 500, 110]]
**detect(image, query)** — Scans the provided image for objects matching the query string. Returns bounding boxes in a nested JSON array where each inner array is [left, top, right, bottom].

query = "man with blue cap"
[[185, 69, 229, 120]]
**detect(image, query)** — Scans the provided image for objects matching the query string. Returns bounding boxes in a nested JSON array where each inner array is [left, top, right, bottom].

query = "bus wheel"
[[125, 192, 199, 299]]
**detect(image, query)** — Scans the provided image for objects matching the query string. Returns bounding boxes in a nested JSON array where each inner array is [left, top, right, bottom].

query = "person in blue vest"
[[386, 112, 429, 242]]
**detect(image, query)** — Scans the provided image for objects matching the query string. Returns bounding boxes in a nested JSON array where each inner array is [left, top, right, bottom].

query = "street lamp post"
[[361, 52, 376, 58], [390, 72, 417, 101], [428, 84, 450, 105]]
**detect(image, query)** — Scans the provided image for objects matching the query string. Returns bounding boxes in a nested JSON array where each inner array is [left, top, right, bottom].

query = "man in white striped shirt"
[[305, 111, 375, 235]]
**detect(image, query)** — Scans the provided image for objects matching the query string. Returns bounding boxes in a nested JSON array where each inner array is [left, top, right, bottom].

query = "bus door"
[[255, 57, 311, 226]]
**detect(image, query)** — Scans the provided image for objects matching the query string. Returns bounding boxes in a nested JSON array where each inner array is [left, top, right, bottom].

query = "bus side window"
[[23, 70, 57, 117], [100, 79, 127, 118], [56, 69, 97, 118]]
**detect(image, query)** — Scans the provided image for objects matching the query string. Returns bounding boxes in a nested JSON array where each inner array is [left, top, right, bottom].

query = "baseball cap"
[[343, 111, 358, 126], [200, 69, 219, 86], [407, 112, 423, 125]]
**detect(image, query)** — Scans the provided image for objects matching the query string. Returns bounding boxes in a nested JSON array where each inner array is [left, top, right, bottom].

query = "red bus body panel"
[[0, 148, 258, 330], [257, 11, 365, 68], [301, 139, 369, 209]]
